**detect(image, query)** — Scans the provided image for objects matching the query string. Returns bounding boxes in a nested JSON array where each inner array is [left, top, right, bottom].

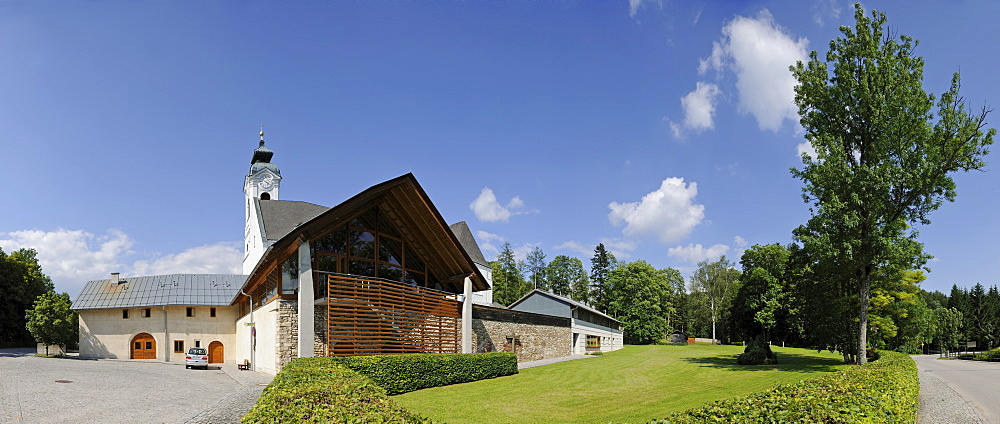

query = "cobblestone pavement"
[[913, 355, 993, 423], [0, 348, 272, 424]]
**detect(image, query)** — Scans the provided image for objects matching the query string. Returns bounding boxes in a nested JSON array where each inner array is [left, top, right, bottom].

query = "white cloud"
[[698, 10, 808, 132], [681, 82, 722, 132], [476, 230, 505, 259], [129, 243, 242, 276], [555, 241, 591, 257], [0, 229, 242, 297], [470, 187, 533, 223], [668, 243, 730, 264], [732, 235, 748, 260], [797, 142, 817, 161], [733, 235, 748, 248], [628, 0, 662, 18], [608, 177, 706, 243], [0, 229, 132, 288], [599, 238, 638, 259]]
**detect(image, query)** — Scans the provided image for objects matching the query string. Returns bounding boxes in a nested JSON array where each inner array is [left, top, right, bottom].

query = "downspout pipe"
[[240, 288, 255, 372]]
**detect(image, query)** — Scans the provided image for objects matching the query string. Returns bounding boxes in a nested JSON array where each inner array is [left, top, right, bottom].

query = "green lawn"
[[393, 344, 846, 424]]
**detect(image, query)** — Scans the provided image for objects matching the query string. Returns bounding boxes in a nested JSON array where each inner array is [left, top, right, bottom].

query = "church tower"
[[243, 128, 282, 274]]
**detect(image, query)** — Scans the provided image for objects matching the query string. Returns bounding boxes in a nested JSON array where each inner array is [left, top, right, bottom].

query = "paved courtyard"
[[0, 348, 273, 423]]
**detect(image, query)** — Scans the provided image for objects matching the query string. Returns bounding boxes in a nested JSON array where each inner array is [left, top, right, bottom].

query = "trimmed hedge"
[[330, 352, 518, 395], [241, 359, 426, 423], [242, 352, 517, 423], [651, 350, 918, 423]]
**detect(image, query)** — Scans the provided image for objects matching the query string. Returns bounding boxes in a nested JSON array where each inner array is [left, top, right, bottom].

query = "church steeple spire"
[[251, 126, 275, 165]]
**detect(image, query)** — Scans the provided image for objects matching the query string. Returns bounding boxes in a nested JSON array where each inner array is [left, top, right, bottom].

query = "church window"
[[260, 192, 271, 200]]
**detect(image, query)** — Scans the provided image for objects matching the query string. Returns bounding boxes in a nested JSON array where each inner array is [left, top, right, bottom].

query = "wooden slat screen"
[[326, 273, 460, 356]]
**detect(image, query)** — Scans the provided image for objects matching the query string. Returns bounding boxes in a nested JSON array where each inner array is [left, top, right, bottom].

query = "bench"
[[238, 360, 251, 370]]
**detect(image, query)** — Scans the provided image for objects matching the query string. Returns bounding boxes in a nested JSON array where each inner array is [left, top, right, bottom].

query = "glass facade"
[[311, 206, 439, 298]]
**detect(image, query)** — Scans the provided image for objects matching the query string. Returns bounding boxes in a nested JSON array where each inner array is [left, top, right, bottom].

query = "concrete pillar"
[[297, 240, 315, 358], [462, 276, 472, 353]]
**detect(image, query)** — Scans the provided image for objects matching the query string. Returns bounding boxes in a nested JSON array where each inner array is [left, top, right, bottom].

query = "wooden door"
[[208, 341, 224, 363], [131, 333, 156, 359]]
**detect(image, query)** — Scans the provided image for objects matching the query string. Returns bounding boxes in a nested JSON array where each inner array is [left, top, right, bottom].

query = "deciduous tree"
[[791, 3, 995, 364], [0, 248, 54, 345], [25, 292, 78, 353], [689, 256, 740, 344]]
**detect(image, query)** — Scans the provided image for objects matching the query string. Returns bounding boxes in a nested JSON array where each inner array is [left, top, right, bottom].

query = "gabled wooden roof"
[[237, 173, 489, 300]]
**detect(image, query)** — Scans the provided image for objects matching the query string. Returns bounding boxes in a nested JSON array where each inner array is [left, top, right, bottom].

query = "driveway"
[[914, 354, 999, 423], [0, 348, 272, 423]]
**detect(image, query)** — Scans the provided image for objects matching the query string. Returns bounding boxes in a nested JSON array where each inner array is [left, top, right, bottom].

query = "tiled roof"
[[71, 274, 247, 310], [259, 199, 329, 241]]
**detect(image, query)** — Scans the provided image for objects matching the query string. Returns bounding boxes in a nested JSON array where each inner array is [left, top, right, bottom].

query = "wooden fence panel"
[[326, 274, 461, 356]]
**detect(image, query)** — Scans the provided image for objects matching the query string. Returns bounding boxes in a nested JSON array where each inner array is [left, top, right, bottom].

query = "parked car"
[[186, 347, 208, 369]]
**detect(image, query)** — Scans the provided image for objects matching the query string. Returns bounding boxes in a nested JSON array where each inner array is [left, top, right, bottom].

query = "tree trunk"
[[711, 298, 717, 344], [857, 264, 872, 365]]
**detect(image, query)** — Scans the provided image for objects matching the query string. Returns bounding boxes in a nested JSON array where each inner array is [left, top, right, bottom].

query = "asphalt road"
[[914, 354, 1000, 423]]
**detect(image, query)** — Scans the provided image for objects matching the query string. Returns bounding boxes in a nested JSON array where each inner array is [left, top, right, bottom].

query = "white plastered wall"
[[235, 300, 280, 375], [78, 305, 238, 362], [571, 321, 625, 355]]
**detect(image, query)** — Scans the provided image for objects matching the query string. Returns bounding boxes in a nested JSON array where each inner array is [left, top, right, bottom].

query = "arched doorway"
[[131, 333, 156, 359], [208, 341, 224, 364]]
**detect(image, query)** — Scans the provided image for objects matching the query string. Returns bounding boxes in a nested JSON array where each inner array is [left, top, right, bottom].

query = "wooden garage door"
[[208, 341, 224, 364], [131, 333, 156, 359]]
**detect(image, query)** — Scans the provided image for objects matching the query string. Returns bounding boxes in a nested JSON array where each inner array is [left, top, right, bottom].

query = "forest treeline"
[[489, 241, 993, 358]]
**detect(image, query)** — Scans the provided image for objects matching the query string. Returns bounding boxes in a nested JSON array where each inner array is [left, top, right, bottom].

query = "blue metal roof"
[[71, 274, 247, 310]]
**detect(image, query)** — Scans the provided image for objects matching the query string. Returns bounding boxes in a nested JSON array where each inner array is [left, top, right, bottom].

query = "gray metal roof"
[[448, 221, 488, 266], [508, 289, 622, 325], [259, 199, 329, 241], [71, 274, 247, 310]]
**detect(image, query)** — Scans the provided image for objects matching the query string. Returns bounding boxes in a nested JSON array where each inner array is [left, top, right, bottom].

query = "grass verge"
[[656, 350, 918, 423], [393, 344, 847, 424]]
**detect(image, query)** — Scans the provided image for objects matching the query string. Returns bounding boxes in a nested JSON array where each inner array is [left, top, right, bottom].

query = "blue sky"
[[2, 1, 998, 298]]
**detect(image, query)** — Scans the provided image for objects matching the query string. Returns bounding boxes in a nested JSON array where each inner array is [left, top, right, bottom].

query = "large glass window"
[[312, 206, 435, 286]]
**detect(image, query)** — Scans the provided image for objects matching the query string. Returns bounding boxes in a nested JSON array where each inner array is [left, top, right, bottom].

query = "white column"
[[462, 276, 472, 353], [297, 240, 315, 358]]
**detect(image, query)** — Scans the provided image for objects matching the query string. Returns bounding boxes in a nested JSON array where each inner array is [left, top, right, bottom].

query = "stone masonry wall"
[[462, 305, 572, 362], [275, 300, 298, 369], [314, 306, 327, 357]]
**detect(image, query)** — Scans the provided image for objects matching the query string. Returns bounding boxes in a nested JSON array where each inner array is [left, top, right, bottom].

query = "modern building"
[[72, 131, 620, 373], [509, 289, 624, 354]]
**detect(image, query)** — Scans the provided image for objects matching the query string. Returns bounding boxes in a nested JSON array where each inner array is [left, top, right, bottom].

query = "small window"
[[260, 192, 271, 200], [145, 341, 152, 349], [134, 341, 141, 350], [186, 307, 194, 317], [587, 335, 601, 348], [194, 340, 201, 348], [210, 307, 217, 318], [122, 309, 129, 319], [142, 308, 151, 318], [173, 340, 184, 353]]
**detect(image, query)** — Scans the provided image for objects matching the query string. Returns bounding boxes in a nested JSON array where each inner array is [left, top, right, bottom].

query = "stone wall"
[[275, 300, 298, 369], [464, 305, 572, 362], [314, 306, 327, 357]]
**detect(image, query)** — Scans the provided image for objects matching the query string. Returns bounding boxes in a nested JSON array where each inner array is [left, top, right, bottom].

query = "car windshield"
[[188, 348, 207, 355]]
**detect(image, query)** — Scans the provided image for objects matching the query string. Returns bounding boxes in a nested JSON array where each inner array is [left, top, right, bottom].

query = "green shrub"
[[652, 350, 918, 423], [736, 335, 777, 365], [328, 352, 517, 395], [243, 352, 517, 423], [241, 360, 427, 424]]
